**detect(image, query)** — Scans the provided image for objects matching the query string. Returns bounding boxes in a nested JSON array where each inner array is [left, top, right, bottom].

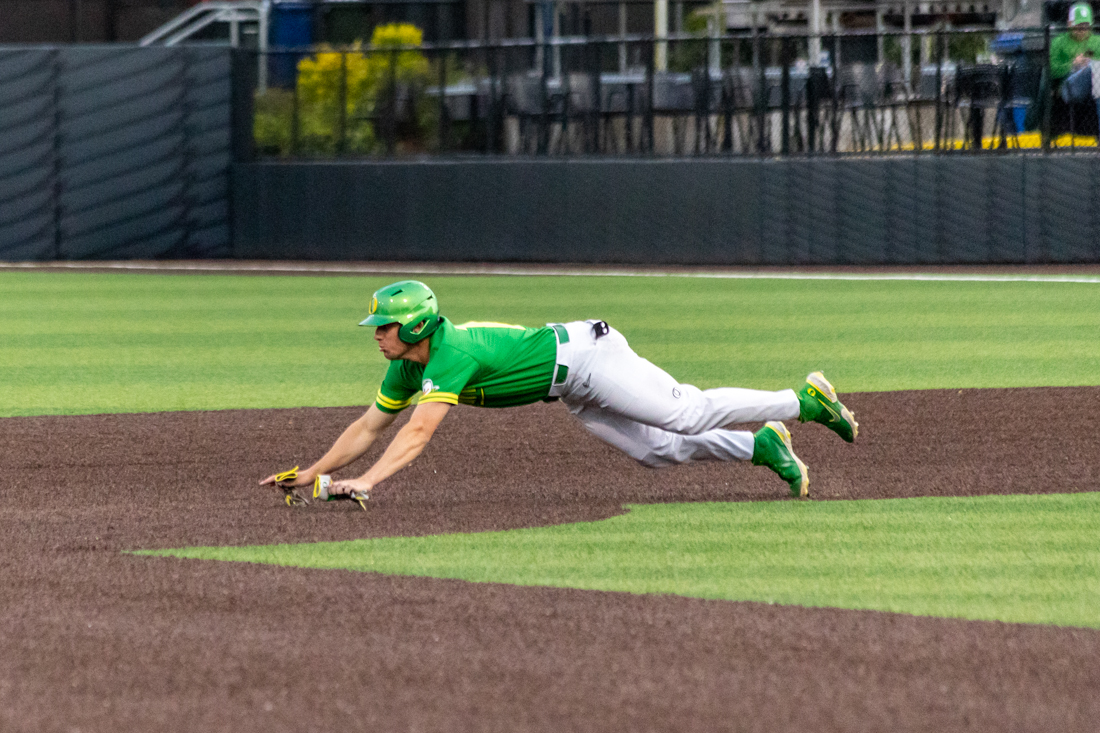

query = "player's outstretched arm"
[[259, 404, 398, 488], [330, 401, 451, 497]]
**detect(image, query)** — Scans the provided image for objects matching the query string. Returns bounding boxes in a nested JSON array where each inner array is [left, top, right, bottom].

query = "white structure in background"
[[720, 0, 1024, 32], [717, 0, 1025, 90], [599, 0, 1027, 73], [140, 1, 271, 89]]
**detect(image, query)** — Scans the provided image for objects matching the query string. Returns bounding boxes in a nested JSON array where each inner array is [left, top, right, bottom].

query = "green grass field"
[[4, 271, 1100, 416], [8, 269, 1100, 629], [6, 269, 1100, 413], [141, 492, 1100, 629]]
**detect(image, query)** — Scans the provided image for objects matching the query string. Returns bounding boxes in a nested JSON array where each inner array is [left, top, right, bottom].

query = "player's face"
[[375, 323, 412, 360], [1073, 25, 1091, 41]]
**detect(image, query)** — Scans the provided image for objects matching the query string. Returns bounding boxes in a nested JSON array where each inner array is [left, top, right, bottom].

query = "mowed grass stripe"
[[5, 271, 1100, 416], [139, 493, 1100, 629]]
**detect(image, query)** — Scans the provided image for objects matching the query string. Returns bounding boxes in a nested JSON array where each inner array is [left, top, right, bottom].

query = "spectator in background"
[[1051, 2, 1100, 135]]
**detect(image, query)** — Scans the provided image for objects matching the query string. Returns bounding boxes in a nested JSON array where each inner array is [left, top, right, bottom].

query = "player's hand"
[[1075, 53, 1090, 68], [331, 477, 373, 498], [260, 466, 317, 488]]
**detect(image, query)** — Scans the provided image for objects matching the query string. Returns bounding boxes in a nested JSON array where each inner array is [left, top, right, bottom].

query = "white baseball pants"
[[549, 321, 799, 467]]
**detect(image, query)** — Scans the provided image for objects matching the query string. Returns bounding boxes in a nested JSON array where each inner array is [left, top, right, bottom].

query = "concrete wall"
[[0, 45, 232, 260]]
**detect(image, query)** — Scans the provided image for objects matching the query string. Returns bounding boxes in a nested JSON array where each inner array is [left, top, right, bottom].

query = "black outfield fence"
[[0, 45, 231, 261], [233, 156, 1100, 265], [6, 37, 1100, 265]]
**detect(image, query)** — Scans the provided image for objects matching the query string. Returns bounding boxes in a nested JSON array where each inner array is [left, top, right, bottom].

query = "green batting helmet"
[[359, 280, 442, 344]]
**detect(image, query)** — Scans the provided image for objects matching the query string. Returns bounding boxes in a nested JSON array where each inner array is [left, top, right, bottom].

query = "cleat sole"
[[764, 422, 810, 498], [805, 371, 859, 442]]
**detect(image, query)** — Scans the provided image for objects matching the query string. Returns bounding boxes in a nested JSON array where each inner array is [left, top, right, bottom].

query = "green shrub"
[[668, 10, 744, 74], [253, 87, 295, 156], [253, 23, 433, 157], [948, 32, 990, 64]]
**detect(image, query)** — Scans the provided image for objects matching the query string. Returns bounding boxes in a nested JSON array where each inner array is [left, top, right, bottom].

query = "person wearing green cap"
[[1051, 3, 1100, 81], [1051, 3, 1100, 134]]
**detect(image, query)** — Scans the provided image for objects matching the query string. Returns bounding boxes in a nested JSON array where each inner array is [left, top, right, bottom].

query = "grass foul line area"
[[138, 492, 1100, 630], [5, 271, 1100, 416]]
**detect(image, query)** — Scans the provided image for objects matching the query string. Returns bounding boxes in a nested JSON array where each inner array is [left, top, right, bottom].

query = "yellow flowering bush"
[[253, 23, 433, 156], [295, 41, 375, 153], [363, 23, 431, 89]]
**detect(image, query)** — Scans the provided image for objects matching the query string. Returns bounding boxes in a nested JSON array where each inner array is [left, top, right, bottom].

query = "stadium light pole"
[[708, 7, 720, 74], [655, 0, 668, 71], [902, 0, 912, 93], [618, 1, 628, 71], [810, 0, 822, 64]]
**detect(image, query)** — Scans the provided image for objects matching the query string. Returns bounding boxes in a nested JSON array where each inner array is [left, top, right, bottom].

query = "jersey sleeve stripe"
[[458, 387, 485, 406], [376, 391, 412, 411], [418, 391, 460, 405], [377, 393, 411, 409]]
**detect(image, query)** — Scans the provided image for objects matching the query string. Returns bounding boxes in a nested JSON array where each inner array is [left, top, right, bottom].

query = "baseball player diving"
[[261, 280, 858, 503]]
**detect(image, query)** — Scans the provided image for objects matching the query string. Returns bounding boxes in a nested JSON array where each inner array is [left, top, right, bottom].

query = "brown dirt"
[[2, 387, 1099, 732]]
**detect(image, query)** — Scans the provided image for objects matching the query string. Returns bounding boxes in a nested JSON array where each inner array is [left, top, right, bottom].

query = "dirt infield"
[[3, 387, 1100, 732]]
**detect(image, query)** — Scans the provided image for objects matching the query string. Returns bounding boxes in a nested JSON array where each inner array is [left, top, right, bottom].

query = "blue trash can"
[[992, 33, 1038, 133], [990, 32, 1024, 55], [269, 2, 315, 88]]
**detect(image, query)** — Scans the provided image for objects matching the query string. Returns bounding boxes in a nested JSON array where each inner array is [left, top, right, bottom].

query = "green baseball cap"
[[1070, 2, 1093, 26]]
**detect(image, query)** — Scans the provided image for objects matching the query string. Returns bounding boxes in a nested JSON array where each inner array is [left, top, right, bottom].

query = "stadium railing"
[[240, 27, 1098, 159]]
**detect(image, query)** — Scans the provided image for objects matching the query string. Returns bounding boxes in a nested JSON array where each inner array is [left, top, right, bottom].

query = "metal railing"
[[142, 0, 270, 90], [243, 27, 1100, 159]]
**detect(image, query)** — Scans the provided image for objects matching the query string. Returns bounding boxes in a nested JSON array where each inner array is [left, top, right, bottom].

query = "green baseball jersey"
[[1050, 31, 1100, 79], [375, 317, 557, 413]]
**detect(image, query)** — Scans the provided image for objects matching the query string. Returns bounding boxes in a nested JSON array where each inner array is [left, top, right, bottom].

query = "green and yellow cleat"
[[751, 421, 809, 498], [797, 371, 858, 443]]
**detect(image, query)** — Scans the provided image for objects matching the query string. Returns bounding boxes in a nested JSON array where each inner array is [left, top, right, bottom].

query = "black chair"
[[505, 73, 566, 154], [1005, 60, 1043, 134], [691, 68, 726, 153], [563, 72, 600, 154], [1049, 73, 1100, 140], [723, 66, 779, 154], [771, 66, 810, 154], [875, 63, 912, 151], [838, 63, 887, 151], [953, 64, 1011, 150], [649, 72, 695, 154], [599, 71, 647, 153], [800, 65, 833, 152]]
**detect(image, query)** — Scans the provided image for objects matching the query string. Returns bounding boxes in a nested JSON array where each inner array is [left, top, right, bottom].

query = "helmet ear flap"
[[398, 315, 441, 343]]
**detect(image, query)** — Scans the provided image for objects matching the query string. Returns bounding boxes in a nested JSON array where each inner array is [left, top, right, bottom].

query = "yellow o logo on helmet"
[[369, 296, 378, 314]]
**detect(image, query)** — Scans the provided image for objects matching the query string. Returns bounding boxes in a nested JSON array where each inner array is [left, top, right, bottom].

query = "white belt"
[[547, 323, 573, 398], [547, 321, 603, 398]]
